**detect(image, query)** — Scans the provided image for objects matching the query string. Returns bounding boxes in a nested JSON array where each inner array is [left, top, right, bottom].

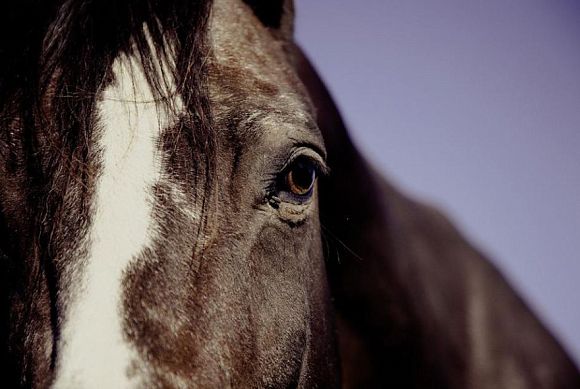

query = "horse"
[[0, 0, 578, 387]]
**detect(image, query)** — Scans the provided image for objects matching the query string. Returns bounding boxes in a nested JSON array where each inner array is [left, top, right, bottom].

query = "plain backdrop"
[[294, 0, 580, 364]]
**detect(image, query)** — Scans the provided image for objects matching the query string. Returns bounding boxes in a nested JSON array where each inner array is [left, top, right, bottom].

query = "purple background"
[[295, 0, 580, 364]]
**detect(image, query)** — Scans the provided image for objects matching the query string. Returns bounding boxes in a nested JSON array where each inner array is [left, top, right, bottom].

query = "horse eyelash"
[[280, 147, 329, 177]]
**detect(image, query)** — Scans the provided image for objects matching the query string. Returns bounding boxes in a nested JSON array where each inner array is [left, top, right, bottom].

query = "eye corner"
[[311, 157, 330, 178]]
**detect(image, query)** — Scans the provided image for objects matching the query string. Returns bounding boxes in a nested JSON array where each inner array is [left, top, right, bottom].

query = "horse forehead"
[[209, 0, 296, 87], [52, 54, 180, 388], [208, 0, 321, 145]]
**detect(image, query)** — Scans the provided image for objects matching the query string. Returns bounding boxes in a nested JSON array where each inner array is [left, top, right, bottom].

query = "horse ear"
[[243, 0, 294, 41], [292, 46, 580, 388]]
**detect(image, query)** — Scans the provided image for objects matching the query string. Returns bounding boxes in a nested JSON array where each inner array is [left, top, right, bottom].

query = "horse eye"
[[285, 158, 317, 197]]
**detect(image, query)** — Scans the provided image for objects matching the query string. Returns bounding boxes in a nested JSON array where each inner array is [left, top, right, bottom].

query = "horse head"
[[0, 0, 578, 388]]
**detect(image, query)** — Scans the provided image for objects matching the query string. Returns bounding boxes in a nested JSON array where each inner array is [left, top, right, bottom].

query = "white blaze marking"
[[53, 54, 177, 388]]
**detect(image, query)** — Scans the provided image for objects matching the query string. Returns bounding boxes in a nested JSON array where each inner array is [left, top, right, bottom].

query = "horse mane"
[[0, 0, 216, 226], [1, 0, 213, 107], [0, 2, 215, 381]]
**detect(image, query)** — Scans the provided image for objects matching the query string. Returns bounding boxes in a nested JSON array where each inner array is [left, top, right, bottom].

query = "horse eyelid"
[[282, 146, 330, 178]]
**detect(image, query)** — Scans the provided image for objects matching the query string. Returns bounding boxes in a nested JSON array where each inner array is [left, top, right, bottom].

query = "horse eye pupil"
[[287, 161, 315, 196]]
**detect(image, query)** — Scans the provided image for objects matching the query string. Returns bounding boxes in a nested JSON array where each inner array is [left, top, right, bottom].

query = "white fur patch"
[[53, 53, 178, 388]]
